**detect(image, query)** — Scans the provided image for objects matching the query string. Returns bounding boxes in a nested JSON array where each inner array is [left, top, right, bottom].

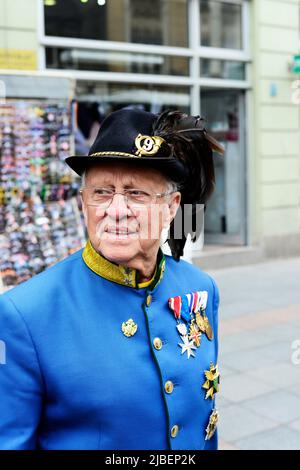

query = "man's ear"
[[80, 194, 88, 225], [169, 192, 181, 222]]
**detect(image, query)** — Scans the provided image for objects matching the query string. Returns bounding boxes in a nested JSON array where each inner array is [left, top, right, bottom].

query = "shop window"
[[73, 82, 190, 155], [201, 89, 245, 243], [200, 59, 245, 80], [44, 0, 188, 47], [200, 0, 243, 50], [45, 47, 190, 75]]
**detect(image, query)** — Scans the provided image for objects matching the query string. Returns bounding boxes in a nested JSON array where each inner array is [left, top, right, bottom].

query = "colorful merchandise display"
[[0, 101, 86, 291]]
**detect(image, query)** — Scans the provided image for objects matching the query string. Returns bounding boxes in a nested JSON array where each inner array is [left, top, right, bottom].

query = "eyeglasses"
[[79, 186, 174, 208]]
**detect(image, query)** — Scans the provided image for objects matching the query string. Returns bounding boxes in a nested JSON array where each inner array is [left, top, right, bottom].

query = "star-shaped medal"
[[178, 335, 197, 359], [188, 321, 201, 347], [205, 409, 219, 440], [202, 363, 220, 399]]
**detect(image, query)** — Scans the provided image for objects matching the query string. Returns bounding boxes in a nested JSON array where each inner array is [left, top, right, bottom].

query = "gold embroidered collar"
[[82, 239, 166, 289]]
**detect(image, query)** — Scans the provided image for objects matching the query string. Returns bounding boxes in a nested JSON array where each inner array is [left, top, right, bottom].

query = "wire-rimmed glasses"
[[79, 186, 174, 209]]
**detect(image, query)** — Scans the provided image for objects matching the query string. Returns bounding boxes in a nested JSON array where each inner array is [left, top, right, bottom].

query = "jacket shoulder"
[[164, 254, 215, 287], [0, 249, 84, 314]]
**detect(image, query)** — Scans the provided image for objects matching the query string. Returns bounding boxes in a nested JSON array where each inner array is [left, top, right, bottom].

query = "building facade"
[[0, 0, 300, 265]]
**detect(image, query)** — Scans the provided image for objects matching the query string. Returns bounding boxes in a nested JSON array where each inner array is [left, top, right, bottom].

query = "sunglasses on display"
[[0, 100, 84, 288]]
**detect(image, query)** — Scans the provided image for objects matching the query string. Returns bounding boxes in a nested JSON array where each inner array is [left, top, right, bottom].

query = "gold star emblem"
[[205, 409, 219, 440], [202, 363, 220, 399]]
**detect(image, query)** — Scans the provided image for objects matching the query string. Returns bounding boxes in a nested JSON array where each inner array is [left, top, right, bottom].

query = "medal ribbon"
[[168, 295, 191, 322], [186, 293, 193, 312], [192, 291, 200, 313], [199, 291, 208, 310], [168, 296, 182, 320], [180, 296, 190, 322], [169, 291, 207, 323], [186, 290, 208, 312], [186, 291, 201, 313]]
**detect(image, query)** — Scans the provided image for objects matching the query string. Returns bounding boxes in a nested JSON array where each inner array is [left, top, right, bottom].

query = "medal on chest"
[[168, 290, 213, 358], [168, 295, 195, 359]]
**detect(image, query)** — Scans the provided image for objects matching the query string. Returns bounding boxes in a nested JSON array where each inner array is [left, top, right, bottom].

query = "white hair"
[[166, 180, 181, 194], [81, 171, 87, 189]]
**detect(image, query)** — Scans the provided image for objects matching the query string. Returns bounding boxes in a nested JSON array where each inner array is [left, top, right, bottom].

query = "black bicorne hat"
[[65, 107, 224, 260]]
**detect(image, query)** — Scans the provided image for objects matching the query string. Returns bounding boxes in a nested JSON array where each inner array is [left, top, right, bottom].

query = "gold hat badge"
[[135, 134, 166, 156]]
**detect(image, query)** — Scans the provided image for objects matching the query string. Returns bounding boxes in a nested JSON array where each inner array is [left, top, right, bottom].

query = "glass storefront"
[[75, 82, 190, 114], [201, 89, 246, 244], [200, 0, 243, 49], [46, 47, 190, 75], [44, 0, 188, 47], [41, 0, 249, 247], [73, 82, 191, 157], [200, 59, 245, 81]]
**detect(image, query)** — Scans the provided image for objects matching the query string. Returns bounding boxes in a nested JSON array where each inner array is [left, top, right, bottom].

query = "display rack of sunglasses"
[[0, 100, 86, 292]]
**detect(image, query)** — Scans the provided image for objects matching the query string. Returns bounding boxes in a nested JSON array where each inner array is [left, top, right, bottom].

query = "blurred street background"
[[207, 256, 300, 450]]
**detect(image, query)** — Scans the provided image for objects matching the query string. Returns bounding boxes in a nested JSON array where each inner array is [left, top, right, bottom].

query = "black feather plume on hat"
[[152, 110, 224, 261]]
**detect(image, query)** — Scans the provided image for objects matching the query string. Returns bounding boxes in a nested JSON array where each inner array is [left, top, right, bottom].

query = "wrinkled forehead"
[[84, 162, 169, 189]]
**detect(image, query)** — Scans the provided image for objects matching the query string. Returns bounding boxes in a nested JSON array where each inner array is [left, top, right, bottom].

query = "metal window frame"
[[38, 0, 251, 91], [38, 0, 251, 247]]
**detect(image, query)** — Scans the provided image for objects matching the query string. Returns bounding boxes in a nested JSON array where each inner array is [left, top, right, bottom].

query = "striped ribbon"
[[168, 296, 182, 319], [169, 290, 208, 322]]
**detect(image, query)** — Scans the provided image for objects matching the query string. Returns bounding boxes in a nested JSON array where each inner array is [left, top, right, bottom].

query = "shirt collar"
[[82, 239, 166, 289]]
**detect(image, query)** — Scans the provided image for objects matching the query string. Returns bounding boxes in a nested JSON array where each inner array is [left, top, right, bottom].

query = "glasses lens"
[[83, 187, 155, 207], [126, 189, 152, 206], [85, 188, 113, 207]]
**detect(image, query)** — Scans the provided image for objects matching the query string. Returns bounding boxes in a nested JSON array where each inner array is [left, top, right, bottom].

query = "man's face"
[[80, 162, 181, 265]]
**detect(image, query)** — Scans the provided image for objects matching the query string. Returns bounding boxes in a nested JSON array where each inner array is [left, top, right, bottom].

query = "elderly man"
[[0, 108, 222, 450]]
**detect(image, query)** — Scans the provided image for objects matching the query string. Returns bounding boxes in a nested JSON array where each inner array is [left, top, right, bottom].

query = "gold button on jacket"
[[165, 380, 174, 394], [153, 337, 162, 350], [171, 425, 179, 438], [146, 294, 152, 306]]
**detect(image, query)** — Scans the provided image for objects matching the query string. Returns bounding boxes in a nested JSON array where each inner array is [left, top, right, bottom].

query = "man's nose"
[[105, 193, 131, 219]]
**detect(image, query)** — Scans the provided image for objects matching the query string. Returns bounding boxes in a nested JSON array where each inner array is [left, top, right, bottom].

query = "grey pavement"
[[207, 256, 300, 450]]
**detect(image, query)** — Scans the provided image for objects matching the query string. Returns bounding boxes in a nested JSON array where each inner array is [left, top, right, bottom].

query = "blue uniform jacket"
[[0, 242, 220, 450]]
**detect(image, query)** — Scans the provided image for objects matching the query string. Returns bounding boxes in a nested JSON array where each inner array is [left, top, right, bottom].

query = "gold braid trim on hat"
[[89, 151, 141, 158]]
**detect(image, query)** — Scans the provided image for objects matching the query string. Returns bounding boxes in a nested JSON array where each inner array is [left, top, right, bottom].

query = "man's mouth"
[[105, 227, 138, 236]]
